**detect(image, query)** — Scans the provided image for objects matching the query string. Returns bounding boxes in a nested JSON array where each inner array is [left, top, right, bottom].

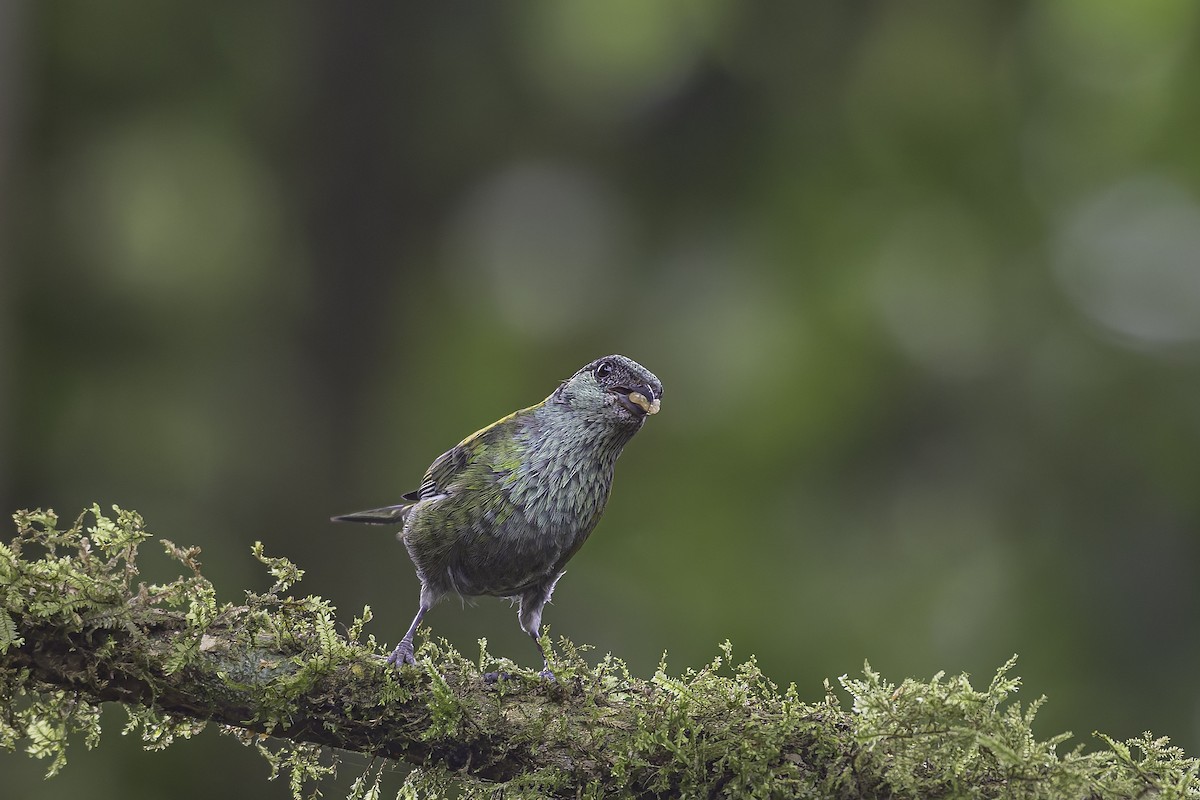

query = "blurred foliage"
[[2, 2, 1200, 798]]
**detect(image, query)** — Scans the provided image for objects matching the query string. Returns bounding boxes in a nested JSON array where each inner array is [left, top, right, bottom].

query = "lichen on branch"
[[1, 506, 1197, 799]]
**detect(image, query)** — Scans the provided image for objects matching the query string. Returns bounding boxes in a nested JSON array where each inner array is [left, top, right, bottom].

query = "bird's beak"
[[626, 387, 660, 416]]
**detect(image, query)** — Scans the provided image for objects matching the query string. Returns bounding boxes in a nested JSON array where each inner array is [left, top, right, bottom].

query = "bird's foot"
[[386, 640, 416, 667]]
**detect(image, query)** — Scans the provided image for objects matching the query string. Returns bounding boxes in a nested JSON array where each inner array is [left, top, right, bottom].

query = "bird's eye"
[[594, 361, 613, 380]]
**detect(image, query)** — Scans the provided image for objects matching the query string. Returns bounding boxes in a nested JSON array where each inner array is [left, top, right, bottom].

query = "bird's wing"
[[413, 442, 469, 500], [414, 404, 535, 500]]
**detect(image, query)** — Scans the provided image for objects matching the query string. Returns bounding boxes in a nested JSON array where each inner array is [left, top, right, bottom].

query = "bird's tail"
[[330, 504, 411, 525]]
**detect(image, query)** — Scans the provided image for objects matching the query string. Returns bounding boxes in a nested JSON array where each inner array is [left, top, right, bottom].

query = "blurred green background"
[[4, 1, 1200, 797]]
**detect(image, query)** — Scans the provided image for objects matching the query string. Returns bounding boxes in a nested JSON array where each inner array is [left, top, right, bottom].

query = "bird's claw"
[[387, 640, 416, 667]]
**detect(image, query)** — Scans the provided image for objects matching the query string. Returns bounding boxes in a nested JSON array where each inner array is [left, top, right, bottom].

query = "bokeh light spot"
[[445, 160, 631, 338], [1054, 175, 1200, 350]]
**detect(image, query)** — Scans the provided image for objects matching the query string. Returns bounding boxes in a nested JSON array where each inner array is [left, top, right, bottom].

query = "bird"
[[332, 354, 662, 679]]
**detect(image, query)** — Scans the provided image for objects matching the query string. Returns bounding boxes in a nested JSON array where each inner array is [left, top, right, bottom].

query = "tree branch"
[[2, 506, 1197, 799]]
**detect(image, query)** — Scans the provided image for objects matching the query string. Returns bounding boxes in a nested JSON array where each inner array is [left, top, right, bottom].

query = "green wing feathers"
[[426, 406, 531, 496], [333, 404, 536, 527]]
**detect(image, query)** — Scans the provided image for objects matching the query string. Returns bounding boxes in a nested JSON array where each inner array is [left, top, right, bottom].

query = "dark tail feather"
[[330, 504, 411, 525]]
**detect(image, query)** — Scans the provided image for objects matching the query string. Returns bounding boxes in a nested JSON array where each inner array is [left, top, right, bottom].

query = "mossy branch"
[[1, 506, 1198, 799]]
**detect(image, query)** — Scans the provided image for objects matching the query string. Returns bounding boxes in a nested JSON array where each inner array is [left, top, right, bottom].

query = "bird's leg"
[[387, 598, 430, 667], [528, 628, 553, 681], [518, 587, 555, 681]]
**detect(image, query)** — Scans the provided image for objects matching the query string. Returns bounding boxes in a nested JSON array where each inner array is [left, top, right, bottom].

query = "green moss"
[[3, 506, 1200, 799]]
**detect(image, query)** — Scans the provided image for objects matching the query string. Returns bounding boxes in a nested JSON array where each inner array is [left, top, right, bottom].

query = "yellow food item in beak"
[[628, 391, 660, 415]]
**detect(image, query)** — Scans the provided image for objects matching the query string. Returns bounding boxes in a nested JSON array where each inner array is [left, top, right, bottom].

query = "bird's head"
[[554, 354, 663, 427]]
